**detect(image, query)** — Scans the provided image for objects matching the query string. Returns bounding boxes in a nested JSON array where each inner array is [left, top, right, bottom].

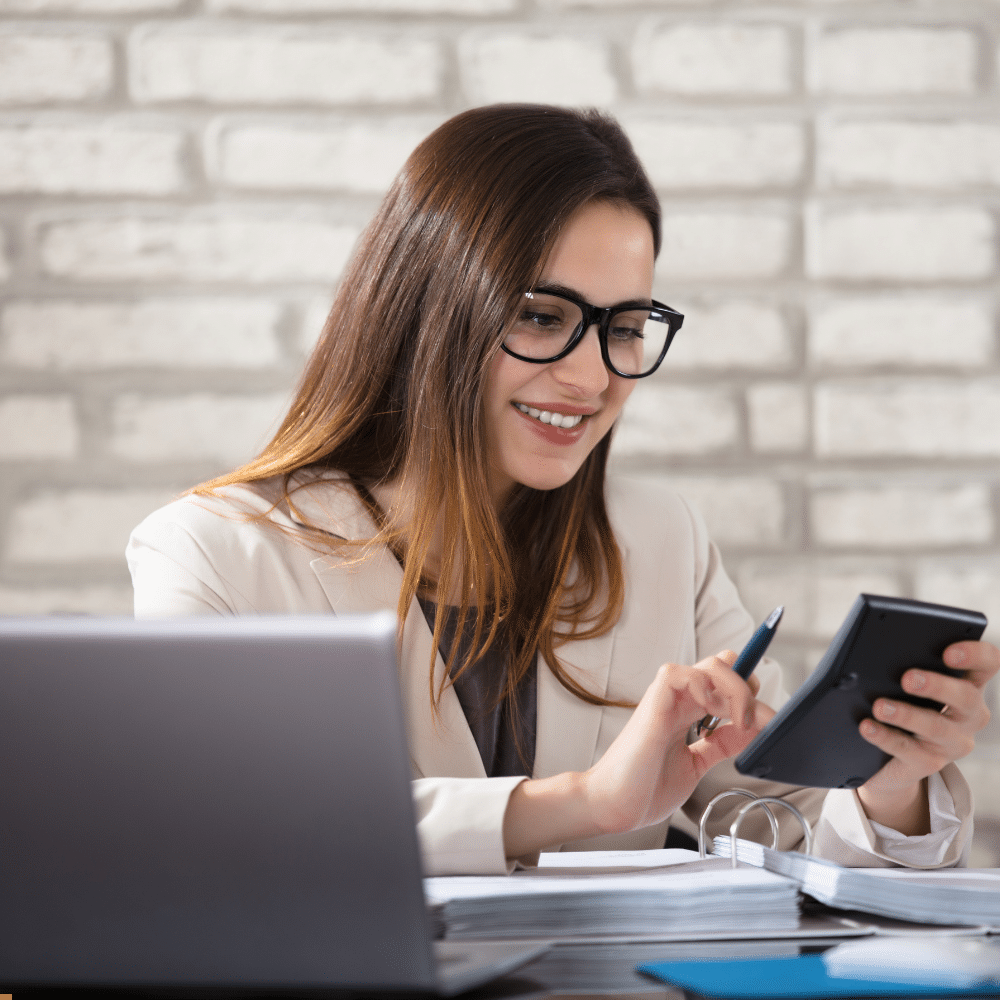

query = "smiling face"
[[483, 199, 656, 504]]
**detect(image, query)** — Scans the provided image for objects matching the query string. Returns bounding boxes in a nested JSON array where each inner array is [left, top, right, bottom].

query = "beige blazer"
[[127, 472, 972, 876]]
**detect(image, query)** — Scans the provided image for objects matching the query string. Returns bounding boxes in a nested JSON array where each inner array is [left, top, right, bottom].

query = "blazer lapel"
[[291, 478, 484, 781], [532, 625, 616, 780]]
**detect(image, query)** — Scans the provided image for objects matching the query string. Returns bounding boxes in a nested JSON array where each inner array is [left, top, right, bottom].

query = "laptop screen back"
[[0, 612, 436, 991]]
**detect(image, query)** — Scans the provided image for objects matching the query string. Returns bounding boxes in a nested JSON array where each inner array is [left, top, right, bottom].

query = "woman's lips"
[[511, 401, 591, 443]]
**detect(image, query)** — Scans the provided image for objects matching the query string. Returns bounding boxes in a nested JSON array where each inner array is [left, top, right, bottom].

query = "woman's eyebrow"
[[533, 282, 654, 311]]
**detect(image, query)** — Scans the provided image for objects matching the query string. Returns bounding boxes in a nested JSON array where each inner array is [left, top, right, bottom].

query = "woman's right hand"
[[502, 651, 772, 860]]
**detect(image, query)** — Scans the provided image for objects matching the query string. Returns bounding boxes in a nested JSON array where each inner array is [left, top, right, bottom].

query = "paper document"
[[714, 837, 1000, 928]]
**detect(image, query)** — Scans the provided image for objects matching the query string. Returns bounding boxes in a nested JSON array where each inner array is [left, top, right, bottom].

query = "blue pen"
[[697, 605, 784, 735]]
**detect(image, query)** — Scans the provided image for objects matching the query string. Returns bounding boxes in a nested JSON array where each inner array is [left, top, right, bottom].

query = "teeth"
[[514, 403, 583, 429]]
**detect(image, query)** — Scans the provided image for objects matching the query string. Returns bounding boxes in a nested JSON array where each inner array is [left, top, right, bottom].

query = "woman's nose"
[[550, 325, 610, 395]]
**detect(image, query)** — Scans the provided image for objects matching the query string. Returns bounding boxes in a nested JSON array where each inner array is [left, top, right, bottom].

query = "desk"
[[470, 937, 882, 1000]]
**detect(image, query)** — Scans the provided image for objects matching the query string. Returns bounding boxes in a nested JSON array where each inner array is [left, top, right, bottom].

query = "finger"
[[868, 699, 977, 759], [859, 717, 957, 778], [690, 652, 757, 729], [900, 670, 983, 720], [943, 640, 1000, 686]]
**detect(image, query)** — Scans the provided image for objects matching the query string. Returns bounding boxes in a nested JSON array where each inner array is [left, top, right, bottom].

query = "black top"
[[417, 597, 536, 778]]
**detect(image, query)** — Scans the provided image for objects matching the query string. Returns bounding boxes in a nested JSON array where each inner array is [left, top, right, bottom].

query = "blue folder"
[[638, 954, 1000, 998]]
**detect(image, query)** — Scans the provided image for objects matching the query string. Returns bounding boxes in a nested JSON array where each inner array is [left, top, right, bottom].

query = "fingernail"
[[878, 701, 897, 719], [907, 671, 926, 691], [861, 720, 877, 737], [945, 647, 967, 667]]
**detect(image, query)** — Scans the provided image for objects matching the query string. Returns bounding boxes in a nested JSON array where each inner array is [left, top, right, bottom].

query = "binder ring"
[[698, 789, 778, 859], [729, 796, 814, 869]]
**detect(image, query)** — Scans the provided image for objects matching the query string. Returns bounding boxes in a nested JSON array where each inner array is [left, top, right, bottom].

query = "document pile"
[[425, 850, 800, 940], [715, 837, 1000, 927]]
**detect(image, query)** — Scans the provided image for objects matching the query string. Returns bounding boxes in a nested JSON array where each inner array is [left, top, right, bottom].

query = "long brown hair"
[[197, 104, 661, 712]]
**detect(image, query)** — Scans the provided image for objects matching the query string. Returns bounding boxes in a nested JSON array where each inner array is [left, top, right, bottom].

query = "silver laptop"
[[0, 612, 544, 993]]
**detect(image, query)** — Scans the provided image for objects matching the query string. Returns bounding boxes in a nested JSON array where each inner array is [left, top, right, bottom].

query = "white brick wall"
[[809, 297, 994, 368], [634, 23, 793, 96], [460, 32, 617, 105], [0, 31, 113, 103], [811, 483, 994, 548], [810, 27, 978, 96], [665, 301, 792, 370], [37, 213, 360, 282], [657, 209, 792, 280], [0, 395, 78, 459], [815, 381, 1000, 457], [0, 123, 186, 195], [819, 120, 1000, 191], [208, 118, 441, 193], [807, 206, 995, 281], [1, 299, 284, 369], [2, 0, 1000, 837], [614, 384, 739, 456], [747, 383, 809, 453], [627, 120, 805, 190], [5, 489, 174, 564], [130, 27, 443, 105], [110, 391, 288, 463]]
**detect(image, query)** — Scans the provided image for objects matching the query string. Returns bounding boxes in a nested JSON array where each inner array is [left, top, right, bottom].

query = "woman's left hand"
[[858, 639, 1000, 835]]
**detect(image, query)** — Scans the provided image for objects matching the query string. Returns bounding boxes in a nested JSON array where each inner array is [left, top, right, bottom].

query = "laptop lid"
[[0, 612, 439, 991]]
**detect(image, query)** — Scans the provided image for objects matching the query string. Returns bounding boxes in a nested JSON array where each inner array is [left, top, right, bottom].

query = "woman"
[[129, 104, 997, 877]]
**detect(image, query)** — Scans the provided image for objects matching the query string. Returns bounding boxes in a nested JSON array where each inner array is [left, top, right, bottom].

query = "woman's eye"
[[608, 323, 644, 342], [520, 310, 563, 330]]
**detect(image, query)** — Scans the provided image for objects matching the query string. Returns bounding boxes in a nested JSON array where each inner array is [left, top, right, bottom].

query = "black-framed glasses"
[[501, 288, 684, 379]]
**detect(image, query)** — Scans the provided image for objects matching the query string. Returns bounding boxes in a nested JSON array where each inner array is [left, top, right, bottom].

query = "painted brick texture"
[[1, 0, 999, 852]]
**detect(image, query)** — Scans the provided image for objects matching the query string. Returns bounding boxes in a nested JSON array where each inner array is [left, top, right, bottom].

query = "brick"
[[916, 559, 1000, 646], [613, 384, 738, 456], [819, 120, 1000, 191], [38, 214, 359, 283], [0, 395, 78, 459], [748, 382, 809, 453], [657, 210, 791, 280], [111, 392, 289, 464], [299, 295, 334, 355], [542, 0, 705, 6], [737, 560, 903, 639], [650, 474, 786, 547], [1, 299, 283, 370], [459, 32, 617, 105], [809, 297, 994, 368], [815, 380, 1000, 457], [811, 483, 993, 548], [5, 489, 173, 564], [210, 119, 437, 194], [0, 585, 134, 616], [663, 301, 792, 370], [627, 120, 804, 190], [209, 0, 513, 10], [810, 27, 977, 96], [633, 23, 792, 96], [0, 32, 112, 104], [806, 205, 994, 281], [1, 0, 180, 8], [0, 124, 185, 196], [130, 26, 441, 105]]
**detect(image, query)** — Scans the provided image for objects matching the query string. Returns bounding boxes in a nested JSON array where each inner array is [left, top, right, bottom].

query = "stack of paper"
[[715, 837, 1000, 927], [425, 850, 801, 940]]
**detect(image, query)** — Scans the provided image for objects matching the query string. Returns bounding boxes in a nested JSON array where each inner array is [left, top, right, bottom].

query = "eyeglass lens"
[[505, 292, 669, 376]]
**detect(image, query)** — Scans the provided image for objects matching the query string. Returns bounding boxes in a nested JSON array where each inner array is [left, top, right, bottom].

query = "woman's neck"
[[366, 477, 474, 605]]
